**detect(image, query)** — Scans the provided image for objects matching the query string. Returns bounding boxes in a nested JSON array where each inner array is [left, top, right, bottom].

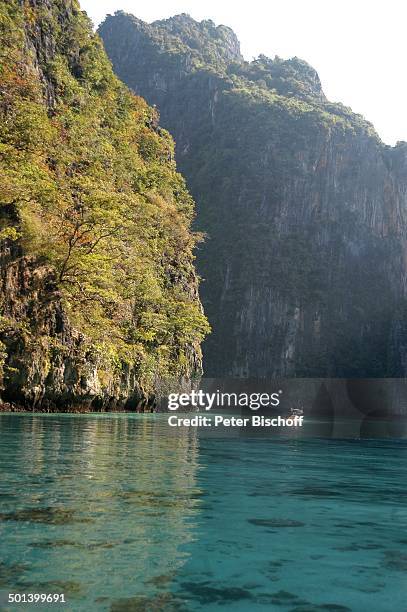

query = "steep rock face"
[[99, 12, 407, 377], [0, 240, 148, 410], [0, 1, 208, 409]]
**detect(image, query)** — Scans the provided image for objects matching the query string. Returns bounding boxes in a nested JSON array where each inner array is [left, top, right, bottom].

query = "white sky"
[[81, 0, 407, 145]]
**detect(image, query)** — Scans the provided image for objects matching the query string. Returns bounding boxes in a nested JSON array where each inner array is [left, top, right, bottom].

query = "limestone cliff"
[[0, 1, 208, 410], [99, 12, 407, 377]]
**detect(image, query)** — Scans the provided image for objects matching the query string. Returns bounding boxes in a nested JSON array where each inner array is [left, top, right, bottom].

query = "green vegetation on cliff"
[[0, 0, 209, 406], [100, 12, 407, 378], [100, 11, 378, 138]]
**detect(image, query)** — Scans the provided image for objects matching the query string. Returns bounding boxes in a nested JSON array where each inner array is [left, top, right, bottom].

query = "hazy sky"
[[81, 0, 407, 145]]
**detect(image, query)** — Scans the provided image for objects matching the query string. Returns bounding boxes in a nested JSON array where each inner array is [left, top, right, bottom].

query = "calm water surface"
[[0, 414, 406, 611]]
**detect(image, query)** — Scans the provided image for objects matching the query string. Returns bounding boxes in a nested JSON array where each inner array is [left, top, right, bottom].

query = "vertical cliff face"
[[99, 12, 407, 377], [0, 1, 208, 409]]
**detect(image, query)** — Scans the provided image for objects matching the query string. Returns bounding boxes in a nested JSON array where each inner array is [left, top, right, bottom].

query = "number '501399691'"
[[8, 593, 66, 604]]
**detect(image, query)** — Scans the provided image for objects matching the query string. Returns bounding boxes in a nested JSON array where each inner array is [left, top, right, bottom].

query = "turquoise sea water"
[[0, 414, 406, 611]]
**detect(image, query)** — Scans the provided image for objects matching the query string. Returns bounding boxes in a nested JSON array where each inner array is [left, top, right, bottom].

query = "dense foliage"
[[0, 0, 209, 395], [101, 12, 378, 138]]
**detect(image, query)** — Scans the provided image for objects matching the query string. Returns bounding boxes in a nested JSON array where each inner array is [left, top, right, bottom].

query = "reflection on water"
[[0, 415, 200, 610], [0, 414, 406, 611]]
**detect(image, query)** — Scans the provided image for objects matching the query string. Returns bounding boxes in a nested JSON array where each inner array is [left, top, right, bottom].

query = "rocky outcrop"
[[0, 1, 208, 410], [0, 241, 149, 410], [99, 12, 407, 377]]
